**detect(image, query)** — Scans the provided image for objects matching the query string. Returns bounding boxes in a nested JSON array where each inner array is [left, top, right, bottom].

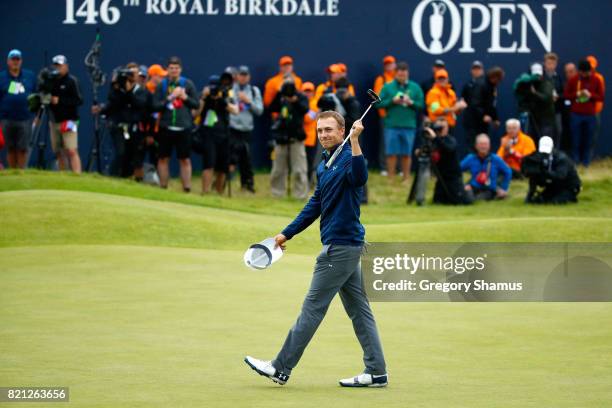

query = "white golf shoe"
[[244, 356, 290, 385], [339, 373, 388, 388]]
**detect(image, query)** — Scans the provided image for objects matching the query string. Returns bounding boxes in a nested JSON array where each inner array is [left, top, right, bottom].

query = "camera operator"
[[521, 136, 581, 204], [229, 65, 263, 193], [420, 118, 473, 205], [92, 62, 148, 179], [461, 134, 512, 201], [197, 73, 239, 194], [513, 63, 556, 142], [48, 55, 83, 173], [151, 56, 199, 192], [269, 79, 310, 199]]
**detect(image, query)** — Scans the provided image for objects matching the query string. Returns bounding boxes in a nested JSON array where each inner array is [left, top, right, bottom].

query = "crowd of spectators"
[[0, 49, 605, 205]]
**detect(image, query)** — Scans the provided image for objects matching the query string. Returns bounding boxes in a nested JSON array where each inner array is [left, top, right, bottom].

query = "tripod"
[[29, 100, 52, 169], [86, 112, 109, 173]]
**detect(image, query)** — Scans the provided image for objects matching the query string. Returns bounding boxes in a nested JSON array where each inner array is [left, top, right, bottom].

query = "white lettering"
[[282, 0, 298, 15], [226, 0, 239, 14], [160, 0, 177, 14], [488, 3, 516, 53], [190, 0, 204, 14], [459, 3, 491, 53], [327, 0, 339, 16], [250, 0, 263, 15], [206, 0, 219, 14], [176, 0, 189, 14], [296, 0, 312, 15], [265, 0, 280, 15], [313, 0, 325, 16], [517, 4, 556, 53], [146, 0, 161, 13]]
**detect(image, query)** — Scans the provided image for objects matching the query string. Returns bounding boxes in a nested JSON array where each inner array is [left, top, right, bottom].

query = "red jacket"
[[564, 74, 604, 116]]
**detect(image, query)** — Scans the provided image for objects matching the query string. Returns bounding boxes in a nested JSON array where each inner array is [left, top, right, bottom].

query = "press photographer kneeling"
[[521, 136, 581, 204], [410, 118, 472, 205], [93, 63, 148, 178]]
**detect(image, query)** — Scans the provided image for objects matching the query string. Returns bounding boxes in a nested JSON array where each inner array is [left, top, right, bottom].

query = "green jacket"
[[378, 79, 424, 128]]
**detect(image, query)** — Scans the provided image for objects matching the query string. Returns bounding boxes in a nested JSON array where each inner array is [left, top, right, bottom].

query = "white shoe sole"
[[244, 358, 287, 385], [339, 381, 388, 388]]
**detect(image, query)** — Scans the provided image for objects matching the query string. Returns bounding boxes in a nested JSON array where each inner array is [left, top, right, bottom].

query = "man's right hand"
[[274, 234, 287, 250]]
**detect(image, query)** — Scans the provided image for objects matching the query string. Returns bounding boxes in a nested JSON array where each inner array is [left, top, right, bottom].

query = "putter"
[[325, 89, 381, 169]]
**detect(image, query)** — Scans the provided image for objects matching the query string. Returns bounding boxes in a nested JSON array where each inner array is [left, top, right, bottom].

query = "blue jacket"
[[282, 143, 367, 246], [460, 153, 512, 191], [0, 69, 36, 120]]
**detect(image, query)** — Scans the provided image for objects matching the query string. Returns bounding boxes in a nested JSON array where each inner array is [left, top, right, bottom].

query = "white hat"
[[52, 55, 68, 65], [244, 238, 283, 270], [530, 62, 543, 76], [539, 136, 554, 154]]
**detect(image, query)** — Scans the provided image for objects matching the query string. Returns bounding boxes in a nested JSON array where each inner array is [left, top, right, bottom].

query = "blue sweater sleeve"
[[346, 155, 368, 187], [281, 184, 322, 240], [460, 154, 473, 172]]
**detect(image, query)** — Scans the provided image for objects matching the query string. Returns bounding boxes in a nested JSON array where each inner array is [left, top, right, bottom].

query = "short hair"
[[317, 110, 345, 129], [505, 118, 520, 129], [544, 52, 559, 62], [126, 62, 139, 70], [487, 66, 505, 80], [396, 62, 409, 71], [475, 133, 490, 144], [167, 56, 182, 67]]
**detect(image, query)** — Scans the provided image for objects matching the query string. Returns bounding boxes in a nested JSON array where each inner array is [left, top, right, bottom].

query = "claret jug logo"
[[411, 0, 557, 55]]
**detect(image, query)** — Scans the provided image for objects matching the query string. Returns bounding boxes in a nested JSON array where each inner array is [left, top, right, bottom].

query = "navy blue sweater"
[[282, 143, 367, 246]]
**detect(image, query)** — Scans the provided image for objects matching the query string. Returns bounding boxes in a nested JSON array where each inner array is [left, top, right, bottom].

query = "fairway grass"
[[1, 169, 611, 407], [1, 246, 611, 408]]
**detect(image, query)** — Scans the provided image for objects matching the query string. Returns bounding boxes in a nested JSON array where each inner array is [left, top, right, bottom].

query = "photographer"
[[229, 65, 263, 193], [151, 56, 199, 191], [461, 134, 512, 201], [269, 80, 309, 199], [513, 63, 556, 142], [318, 77, 360, 130], [48, 55, 83, 173], [421, 118, 473, 205], [197, 73, 238, 194], [93, 62, 148, 179], [521, 136, 581, 204]]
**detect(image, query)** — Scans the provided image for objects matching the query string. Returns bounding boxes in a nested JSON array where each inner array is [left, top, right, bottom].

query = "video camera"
[[28, 67, 60, 112], [111, 66, 135, 91]]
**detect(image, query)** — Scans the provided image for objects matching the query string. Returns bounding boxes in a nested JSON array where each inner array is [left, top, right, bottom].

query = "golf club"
[[325, 89, 381, 169]]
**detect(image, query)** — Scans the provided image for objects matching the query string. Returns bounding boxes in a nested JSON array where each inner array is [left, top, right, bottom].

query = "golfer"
[[245, 111, 388, 387]]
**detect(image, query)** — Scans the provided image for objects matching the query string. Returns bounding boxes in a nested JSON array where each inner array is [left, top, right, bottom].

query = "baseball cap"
[[52, 55, 67, 65], [586, 55, 598, 70], [244, 238, 284, 270], [472, 60, 484, 68], [225, 66, 237, 76], [539, 136, 554, 154], [337, 63, 348, 73], [7, 49, 22, 59], [327, 64, 342, 74], [302, 82, 315, 92], [238, 65, 250, 75], [383, 55, 396, 65], [279, 56, 293, 66], [530, 63, 544, 76], [138, 65, 147, 77], [147, 64, 167, 77], [434, 59, 446, 67], [435, 69, 449, 79]]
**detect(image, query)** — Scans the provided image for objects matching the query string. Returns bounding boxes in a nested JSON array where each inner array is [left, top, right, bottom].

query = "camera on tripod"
[[112, 67, 135, 91], [27, 67, 60, 112]]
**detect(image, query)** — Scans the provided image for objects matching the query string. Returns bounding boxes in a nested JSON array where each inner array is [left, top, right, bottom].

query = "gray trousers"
[[270, 141, 309, 200], [272, 244, 387, 375]]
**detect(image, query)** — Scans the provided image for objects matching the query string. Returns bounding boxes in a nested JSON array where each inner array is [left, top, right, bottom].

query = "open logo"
[[411, 0, 557, 55]]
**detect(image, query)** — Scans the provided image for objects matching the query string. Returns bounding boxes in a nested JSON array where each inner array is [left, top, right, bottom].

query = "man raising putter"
[[245, 111, 388, 388]]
